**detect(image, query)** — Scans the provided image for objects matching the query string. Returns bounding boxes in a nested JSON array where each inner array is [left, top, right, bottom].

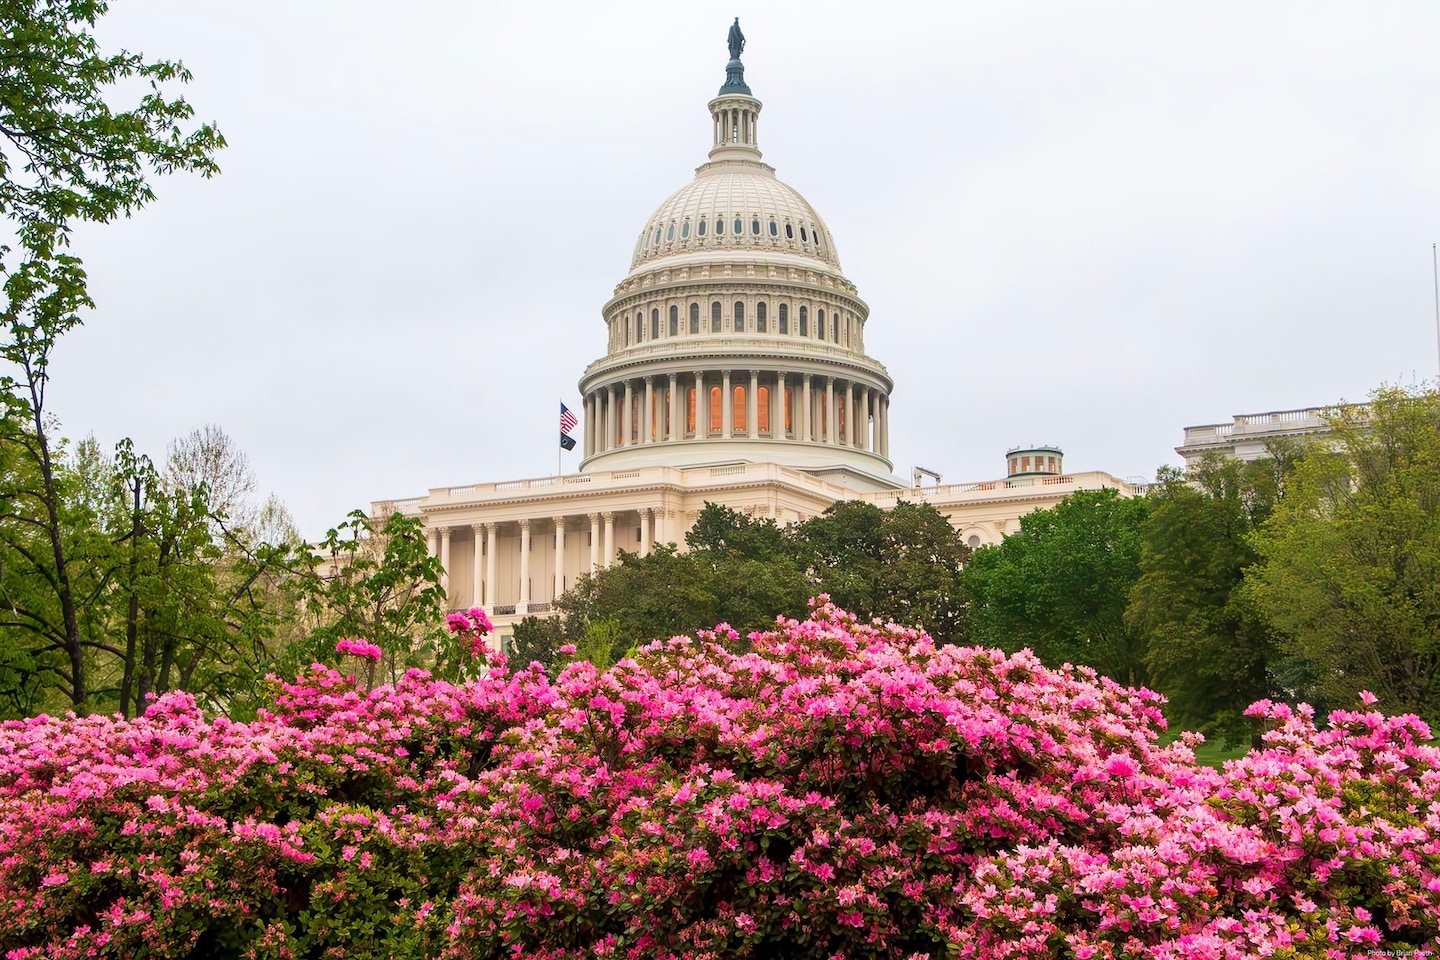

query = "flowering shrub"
[[335, 638, 383, 661], [0, 599, 1435, 958]]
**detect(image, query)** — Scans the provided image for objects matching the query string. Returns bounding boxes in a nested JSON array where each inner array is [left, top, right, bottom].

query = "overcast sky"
[[48, 1, 1440, 538]]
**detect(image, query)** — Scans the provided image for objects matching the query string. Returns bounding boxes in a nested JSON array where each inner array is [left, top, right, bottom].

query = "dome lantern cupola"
[[709, 18, 761, 162]]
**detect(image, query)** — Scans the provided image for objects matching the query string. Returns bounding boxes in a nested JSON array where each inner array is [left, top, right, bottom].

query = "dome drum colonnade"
[[577, 26, 895, 485]]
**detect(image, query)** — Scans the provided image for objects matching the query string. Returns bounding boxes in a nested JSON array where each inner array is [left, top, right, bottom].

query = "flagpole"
[[558, 397, 562, 478]]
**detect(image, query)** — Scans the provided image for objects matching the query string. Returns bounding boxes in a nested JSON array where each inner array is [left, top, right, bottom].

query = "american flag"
[[560, 402, 578, 434]]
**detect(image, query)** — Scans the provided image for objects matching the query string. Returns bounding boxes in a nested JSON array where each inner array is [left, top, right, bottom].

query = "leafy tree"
[[795, 500, 971, 642], [961, 488, 1151, 685], [0, 0, 223, 710], [296, 511, 451, 684], [1127, 457, 1290, 745], [1246, 385, 1440, 721]]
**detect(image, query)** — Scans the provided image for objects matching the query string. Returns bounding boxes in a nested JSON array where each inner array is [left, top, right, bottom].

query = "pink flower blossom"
[[335, 638, 382, 662]]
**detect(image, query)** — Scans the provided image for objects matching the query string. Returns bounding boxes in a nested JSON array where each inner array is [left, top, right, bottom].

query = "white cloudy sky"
[[49, 1, 1440, 537]]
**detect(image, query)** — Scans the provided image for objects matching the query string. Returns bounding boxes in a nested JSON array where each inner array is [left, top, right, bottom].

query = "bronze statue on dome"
[[727, 18, 745, 60]]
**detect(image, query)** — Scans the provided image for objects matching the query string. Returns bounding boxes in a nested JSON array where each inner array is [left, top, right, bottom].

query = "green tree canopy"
[[1245, 385, 1440, 721], [960, 488, 1150, 686]]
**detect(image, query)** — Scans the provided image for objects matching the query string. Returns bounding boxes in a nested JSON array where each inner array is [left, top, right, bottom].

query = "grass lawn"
[[1158, 732, 1253, 769]]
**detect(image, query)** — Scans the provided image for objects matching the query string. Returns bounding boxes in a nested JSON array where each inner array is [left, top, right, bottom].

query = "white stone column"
[[552, 517, 566, 600], [588, 513, 600, 572], [606, 385, 617, 451], [471, 524, 485, 609], [801, 373, 812, 442], [602, 511, 615, 568], [642, 376, 654, 444], [694, 371, 706, 438], [639, 508, 651, 557], [583, 393, 593, 457], [748, 370, 759, 438], [668, 373, 680, 441], [485, 523, 497, 605], [880, 395, 889, 458], [825, 377, 836, 445], [859, 386, 871, 451], [654, 505, 667, 547], [622, 381, 633, 446], [774, 372, 786, 438], [721, 370, 733, 439], [844, 381, 855, 446], [517, 519, 531, 610], [439, 527, 452, 593]]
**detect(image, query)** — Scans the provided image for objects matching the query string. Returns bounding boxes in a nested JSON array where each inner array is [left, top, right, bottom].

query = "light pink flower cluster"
[[0, 600, 1434, 959], [335, 637, 382, 662]]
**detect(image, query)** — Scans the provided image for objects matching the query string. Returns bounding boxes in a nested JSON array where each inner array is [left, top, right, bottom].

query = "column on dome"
[[588, 513, 600, 572], [643, 377, 654, 444], [552, 517, 566, 600], [825, 377, 836, 445], [774, 372, 786, 439], [844, 381, 855, 446], [439, 527, 452, 593], [471, 524, 484, 609], [801, 374, 812, 442], [880, 395, 890, 458], [485, 523, 498, 606], [623, 381, 633, 446], [747, 371, 759, 438], [859, 386, 871, 451], [668, 373, 680, 441], [602, 512, 615, 568], [639, 508, 651, 558], [721, 371, 733, 439], [518, 519, 531, 609], [693, 371, 705, 440], [606, 384, 618, 451]]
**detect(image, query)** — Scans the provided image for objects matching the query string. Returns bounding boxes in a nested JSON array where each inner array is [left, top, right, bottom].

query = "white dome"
[[629, 161, 841, 273]]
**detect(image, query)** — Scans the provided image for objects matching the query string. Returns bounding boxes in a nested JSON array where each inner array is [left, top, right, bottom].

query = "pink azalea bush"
[[0, 599, 1436, 959]]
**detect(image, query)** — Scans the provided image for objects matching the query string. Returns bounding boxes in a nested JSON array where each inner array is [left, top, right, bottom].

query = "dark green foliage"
[[960, 488, 1150, 686]]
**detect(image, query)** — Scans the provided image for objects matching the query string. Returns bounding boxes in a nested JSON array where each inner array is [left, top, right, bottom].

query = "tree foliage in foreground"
[[513, 501, 971, 670], [0, 603, 1435, 957], [1246, 385, 1440, 722]]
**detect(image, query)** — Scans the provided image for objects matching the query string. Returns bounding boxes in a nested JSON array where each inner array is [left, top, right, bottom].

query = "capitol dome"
[[629, 169, 843, 273], [576, 22, 898, 491]]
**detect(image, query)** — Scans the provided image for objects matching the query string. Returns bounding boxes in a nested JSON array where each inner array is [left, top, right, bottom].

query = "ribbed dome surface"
[[629, 164, 841, 273]]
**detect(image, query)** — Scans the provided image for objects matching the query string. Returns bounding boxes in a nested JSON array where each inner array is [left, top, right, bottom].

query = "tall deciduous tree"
[[0, 0, 223, 709], [1246, 386, 1440, 721], [961, 488, 1151, 686], [1127, 457, 1291, 745]]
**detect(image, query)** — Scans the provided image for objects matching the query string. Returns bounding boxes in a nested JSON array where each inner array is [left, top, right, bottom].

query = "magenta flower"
[[335, 637, 382, 662]]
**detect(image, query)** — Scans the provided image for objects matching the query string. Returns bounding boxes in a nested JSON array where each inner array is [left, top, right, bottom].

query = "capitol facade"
[[376, 26, 1137, 648]]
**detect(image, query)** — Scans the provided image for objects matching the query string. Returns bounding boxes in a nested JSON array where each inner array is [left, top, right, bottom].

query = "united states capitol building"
[[375, 25, 1140, 646]]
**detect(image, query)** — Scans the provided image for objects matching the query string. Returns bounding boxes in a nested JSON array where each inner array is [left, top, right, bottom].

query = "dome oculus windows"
[[698, 218, 707, 237], [681, 221, 690, 239]]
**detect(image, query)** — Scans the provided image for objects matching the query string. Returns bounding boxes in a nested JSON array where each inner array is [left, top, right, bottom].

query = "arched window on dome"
[[733, 384, 746, 433], [757, 385, 770, 434], [733, 217, 743, 236], [690, 302, 700, 334], [669, 305, 678, 337], [784, 386, 794, 437], [769, 220, 778, 237], [751, 219, 760, 235], [817, 309, 826, 340], [799, 306, 808, 337], [785, 223, 794, 239], [709, 385, 722, 434], [698, 218, 707, 237], [733, 301, 745, 333], [681, 221, 690, 240], [665, 224, 674, 242], [631, 397, 640, 446], [756, 302, 767, 333], [716, 218, 725, 236], [778, 303, 789, 335], [651, 309, 659, 341], [635, 311, 643, 344], [711, 302, 721, 333], [800, 227, 809, 243], [832, 315, 839, 344], [654, 226, 662, 246], [624, 317, 631, 346], [686, 386, 697, 436]]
